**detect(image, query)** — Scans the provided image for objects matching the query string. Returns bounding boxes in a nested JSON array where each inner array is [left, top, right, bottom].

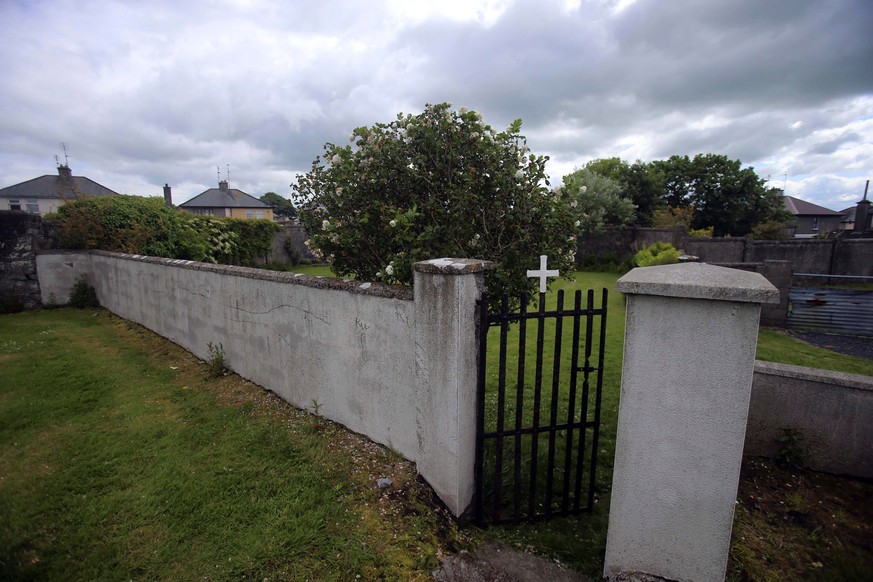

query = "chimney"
[[163, 183, 173, 207], [855, 180, 871, 233], [219, 179, 229, 192], [58, 165, 72, 181]]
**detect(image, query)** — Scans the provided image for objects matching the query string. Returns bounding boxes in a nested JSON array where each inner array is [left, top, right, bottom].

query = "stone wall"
[[0, 211, 56, 311], [578, 227, 873, 280]]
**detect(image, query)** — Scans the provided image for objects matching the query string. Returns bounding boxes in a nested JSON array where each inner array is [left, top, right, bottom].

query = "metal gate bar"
[[474, 288, 608, 525]]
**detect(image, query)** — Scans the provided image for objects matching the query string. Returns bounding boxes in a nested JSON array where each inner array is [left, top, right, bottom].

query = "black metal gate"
[[474, 288, 608, 525]]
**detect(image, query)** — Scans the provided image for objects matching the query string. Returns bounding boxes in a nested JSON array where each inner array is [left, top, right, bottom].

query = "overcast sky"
[[1, 0, 871, 211]]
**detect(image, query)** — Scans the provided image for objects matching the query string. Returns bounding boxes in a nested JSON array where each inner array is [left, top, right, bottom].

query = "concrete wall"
[[36, 250, 491, 516], [745, 361, 873, 479], [578, 228, 873, 279]]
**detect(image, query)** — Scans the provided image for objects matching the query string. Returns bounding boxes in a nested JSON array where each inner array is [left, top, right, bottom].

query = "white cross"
[[527, 254, 559, 293]]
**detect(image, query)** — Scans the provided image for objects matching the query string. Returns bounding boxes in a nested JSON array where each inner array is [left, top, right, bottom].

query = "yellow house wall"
[[229, 207, 273, 220]]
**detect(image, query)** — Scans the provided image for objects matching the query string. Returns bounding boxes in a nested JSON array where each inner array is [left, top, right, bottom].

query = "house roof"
[[0, 173, 118, 200], [781, 195, 841, 216], [179, 184, 269, 209], [841, 206, 856, 223]]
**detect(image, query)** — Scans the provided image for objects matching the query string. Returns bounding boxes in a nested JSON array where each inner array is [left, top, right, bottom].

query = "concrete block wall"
[[746, 361, 873, 479], [36, 250, 491, 517]]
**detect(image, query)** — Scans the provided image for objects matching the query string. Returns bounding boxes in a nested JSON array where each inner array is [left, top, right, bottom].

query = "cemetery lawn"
[[2, 271, 871, 581], [0, 309, 459, 580]]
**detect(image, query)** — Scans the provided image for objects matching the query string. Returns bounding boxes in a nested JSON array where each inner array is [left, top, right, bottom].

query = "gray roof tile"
[[0, 174, 118, 199]]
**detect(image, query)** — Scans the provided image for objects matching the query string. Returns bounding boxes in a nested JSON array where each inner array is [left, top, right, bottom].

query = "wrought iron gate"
[[474, 288, 608, 525]]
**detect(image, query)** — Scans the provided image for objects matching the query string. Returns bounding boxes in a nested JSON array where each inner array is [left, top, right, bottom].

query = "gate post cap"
[[617, 262, 779, 304], [413, 258, 495, 275]]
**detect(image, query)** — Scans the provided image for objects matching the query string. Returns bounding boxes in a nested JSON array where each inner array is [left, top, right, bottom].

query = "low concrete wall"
[[745, 361, 873, 479], [36, 250, 490, 516]]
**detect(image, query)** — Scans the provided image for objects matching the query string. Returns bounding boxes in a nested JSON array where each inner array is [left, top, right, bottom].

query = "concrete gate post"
[[604, 263, 778, 582], [413, 258, 493, 518]]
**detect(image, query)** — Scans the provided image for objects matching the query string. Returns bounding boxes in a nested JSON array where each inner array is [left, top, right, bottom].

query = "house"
[[781, 195, 843, 237], [177, 180, 272, 220], [0, 164, 118, 216]]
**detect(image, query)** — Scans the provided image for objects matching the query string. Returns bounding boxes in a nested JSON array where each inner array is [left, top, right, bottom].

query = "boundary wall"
[[36, 250, 491, 517], [746, 361, 873, 479]]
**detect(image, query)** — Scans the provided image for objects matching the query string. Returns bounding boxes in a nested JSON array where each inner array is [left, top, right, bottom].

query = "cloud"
[[0, 0, 871, 210]]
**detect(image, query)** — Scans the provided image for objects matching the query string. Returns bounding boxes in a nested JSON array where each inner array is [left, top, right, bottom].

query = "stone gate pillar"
[[604, 263, 778, 582], [413, 258, 493, 518]]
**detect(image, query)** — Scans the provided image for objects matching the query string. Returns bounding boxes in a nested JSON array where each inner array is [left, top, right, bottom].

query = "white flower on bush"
[[389, 219, 397, 227], [322, 219, 330, 230], [336, 187, 343, 195], [385, 264, 394, 276], [459, 106, 469, 115], [580, 185, 588, 194], [574, 220, 581, 228], [332, 154, 341, 164], [570, 200, 578, 208], [515, 169, 524, 179], [349, 133, 355, 142]]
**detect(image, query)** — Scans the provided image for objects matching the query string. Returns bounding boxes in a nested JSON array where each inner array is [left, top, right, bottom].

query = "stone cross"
[[527, 255, 559, 293]]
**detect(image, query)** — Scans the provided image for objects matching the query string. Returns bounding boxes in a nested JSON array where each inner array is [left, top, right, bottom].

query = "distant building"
[[0, 165, 118, 216], [781, 195, 843, 237], [178, 180, 273, 220]]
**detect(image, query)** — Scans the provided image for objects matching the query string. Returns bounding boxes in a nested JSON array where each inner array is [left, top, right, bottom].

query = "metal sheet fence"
[[787, 287, 873, 337]]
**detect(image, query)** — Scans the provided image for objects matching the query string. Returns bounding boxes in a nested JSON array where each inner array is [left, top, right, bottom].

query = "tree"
[[557, 168, 635, 233], [585, 158, 663, 226], [291, 103, 579, 300], [622, 160, 664, 226], [260, 192, 297, 220], [653, 154, 785, 236]]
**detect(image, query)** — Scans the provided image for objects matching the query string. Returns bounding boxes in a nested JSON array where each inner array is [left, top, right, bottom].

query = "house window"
[[8, 199, 21, 211], [256, 210, 264, 219], [812, 217, 819, 231], [246, 210, 254, 219], [26, 199, 39, 213], [204, 209, 213, 216]]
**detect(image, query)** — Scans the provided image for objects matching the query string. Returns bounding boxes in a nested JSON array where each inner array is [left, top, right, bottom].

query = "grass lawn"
[[0, 309, 458, 580], [2, 267, 870, 580]]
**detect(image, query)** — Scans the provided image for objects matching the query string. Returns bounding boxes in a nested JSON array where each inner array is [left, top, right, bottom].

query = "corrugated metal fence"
[[787, 287, 873, 337]]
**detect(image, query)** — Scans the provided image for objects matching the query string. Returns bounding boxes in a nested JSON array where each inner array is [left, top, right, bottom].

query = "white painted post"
[[412, 258, 494, 518], [604, 263, 778, 582]]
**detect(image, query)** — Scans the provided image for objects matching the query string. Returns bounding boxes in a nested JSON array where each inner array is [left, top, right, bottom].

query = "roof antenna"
[[60, 142, 70, 166], [217, 165, 221, 182], [226, 164, 230, 185], [55, 154, 60, 168]]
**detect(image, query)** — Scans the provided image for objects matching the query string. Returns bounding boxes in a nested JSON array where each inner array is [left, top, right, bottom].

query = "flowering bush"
[[292, 103, 580, 300]]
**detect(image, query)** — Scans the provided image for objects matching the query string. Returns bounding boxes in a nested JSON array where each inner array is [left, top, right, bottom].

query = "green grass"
[[756, 329, 873, 376], [0, 309, 454, 580], [3, 269, 869, 580], [472, 271, 873, 576]]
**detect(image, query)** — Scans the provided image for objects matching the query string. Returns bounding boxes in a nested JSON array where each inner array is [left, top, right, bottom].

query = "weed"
[[310, 399, 326, 431], [206, 341, 227, 377], [68, 277, 99, 308], [776, 428, 804, 467]]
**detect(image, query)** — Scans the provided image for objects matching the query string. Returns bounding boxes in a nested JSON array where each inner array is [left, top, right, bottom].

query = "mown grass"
[[0, 309, 457, 580], [4, 266, 870, 580], [756, 328, 873, 376]]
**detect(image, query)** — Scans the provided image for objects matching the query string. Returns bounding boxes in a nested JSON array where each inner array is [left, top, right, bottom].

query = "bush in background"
[[634, 242, 680, 267], [51, 196, 279, 267]]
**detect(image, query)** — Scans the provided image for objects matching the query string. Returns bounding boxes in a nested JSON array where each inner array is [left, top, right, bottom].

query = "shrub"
[[751, 221, 789, 240], [292, 103, 579, 301], [68, 277, 99, 308], [54, 195, 183, 257], [634, 242, 681, 267], [689, 226, 714, 237]]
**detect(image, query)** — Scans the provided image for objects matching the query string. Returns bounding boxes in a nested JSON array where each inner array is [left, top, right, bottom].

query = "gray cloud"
[[0, 0, 871, 210]]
